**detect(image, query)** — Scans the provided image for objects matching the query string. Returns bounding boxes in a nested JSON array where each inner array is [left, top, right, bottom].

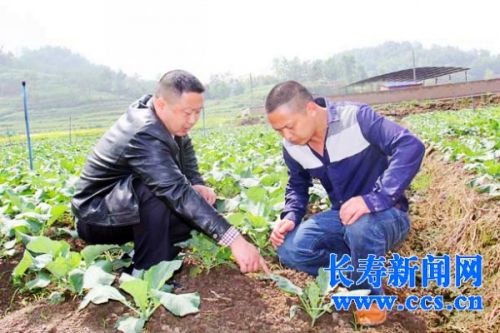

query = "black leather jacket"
[[71, 95, 231, 240]]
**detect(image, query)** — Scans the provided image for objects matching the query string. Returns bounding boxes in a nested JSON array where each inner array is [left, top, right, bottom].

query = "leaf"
[[47, 204, 67, 226], [226, 212, 245, 227], [216, 197, 240, 212], [1, 219, 30, 236], [240, 178, 260, 188], [3, 248, 16, 257], [32, 253, 53, 269], [119, 272, 137, 284], [45, 257, 72, 278], [112, 259, 132, 271], [316, 268, 331, 296], [5, 190, 24, 211], [260, 174, 280, 186], [93, 259, 113, 273], [143, 260, 182, 290], [66, 251, 82, 269], [120, 278, 149, 313], [79, 285, 126, 310], [120, 242, 135, 254], [57, 227, 79, 239], [242, 201, 267, 217], [267, 274, 303, 296], [246, 214, 268, 229], [26, 272, 51, 289], [48, 291, 65, 304], [69, 269, 85, 294], [245, 187, 267, 202], [26, 236, 69, 257], [15, 231, 34, 245], [304, 282, 321, 308], [152, 290, 200, 317], [83, 264, 116, 289], [81, 244, 120, 266], [12, 250, 33, 278], [44, 252, 81, 279], [3, 239, 16, 250], [115, 316, 146, 333]]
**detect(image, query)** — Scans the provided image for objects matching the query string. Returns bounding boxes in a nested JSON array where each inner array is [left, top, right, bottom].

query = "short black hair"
[[156, 70, 204, 98], [265, 80, 313, 113]]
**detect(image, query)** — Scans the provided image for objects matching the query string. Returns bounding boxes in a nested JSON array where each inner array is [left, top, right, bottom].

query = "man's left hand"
[[339, 196, 370, 225], [192, 184, 217, 205]]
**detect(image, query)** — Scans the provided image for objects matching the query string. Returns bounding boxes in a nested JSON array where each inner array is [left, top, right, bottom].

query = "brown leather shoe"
[[354, 303, 387, 326]]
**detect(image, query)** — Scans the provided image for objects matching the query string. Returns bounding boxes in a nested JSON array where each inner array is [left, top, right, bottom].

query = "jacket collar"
[[129, 95, 181, 155], [148, 96, 179, 142], [314, 97, 339, 123]]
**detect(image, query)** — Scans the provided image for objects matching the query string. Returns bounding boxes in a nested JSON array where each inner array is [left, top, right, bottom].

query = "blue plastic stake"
[[22, 81, 34, 170]]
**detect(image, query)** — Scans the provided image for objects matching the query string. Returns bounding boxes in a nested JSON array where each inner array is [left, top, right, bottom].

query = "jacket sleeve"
[[124, 131, 231, 240], [357, 104, 425, 212], [179, 136, 205, 186], [281, 148, 312, 223]]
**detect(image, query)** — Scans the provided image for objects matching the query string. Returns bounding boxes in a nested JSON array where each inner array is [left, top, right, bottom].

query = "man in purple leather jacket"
[[266, 81, 425, 325]]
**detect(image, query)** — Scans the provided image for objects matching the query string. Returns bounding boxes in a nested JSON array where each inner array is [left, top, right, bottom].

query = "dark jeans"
[[77, 181, 194, 270], [276, 208, 410, 295]]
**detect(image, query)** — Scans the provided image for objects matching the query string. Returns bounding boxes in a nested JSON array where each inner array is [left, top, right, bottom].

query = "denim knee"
[[344, 215, 385, 253], [276, 239, 311, 266], [276, 237, 322, 274], [344, 208, 410, 255]]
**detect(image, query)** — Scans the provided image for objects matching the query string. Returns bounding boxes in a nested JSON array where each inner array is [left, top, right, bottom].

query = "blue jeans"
[[276, 208, 410, 295]]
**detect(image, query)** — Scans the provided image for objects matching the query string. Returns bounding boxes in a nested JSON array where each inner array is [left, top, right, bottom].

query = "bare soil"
[[0, 260, 427, 333]]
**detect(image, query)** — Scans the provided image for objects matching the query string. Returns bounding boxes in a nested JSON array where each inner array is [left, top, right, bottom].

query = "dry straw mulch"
[[400, 147, 499, 333]]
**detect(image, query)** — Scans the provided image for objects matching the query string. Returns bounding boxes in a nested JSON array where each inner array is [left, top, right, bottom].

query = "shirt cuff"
[[281, 211, 300, 224], [217, 226, 241, 246], [362, 191, 393, 212]]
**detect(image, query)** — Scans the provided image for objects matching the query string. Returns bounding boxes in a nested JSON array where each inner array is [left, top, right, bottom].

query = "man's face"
[[160, 92, 204, 136], [267, 103, 316, 145]]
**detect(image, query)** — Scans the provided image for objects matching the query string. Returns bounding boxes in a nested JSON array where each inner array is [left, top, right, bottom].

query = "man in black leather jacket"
[[72, 70, 268, 273]]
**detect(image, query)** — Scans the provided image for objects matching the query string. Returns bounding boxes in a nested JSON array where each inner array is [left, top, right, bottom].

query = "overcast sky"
[[0, 0, 498, 82]]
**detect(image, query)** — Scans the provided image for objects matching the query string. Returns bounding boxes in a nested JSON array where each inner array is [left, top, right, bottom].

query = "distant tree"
[[0, 46, 13, 66]]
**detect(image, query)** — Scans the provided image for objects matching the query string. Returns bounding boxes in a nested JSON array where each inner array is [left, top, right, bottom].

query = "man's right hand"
[[230, 235, 270, 274], [270, 219, 295, 248]]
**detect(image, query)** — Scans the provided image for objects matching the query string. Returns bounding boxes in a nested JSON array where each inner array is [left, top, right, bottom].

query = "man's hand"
[[339, 196, 370, 225], [192, 184, 217, 205], [270, 219, 295, 249], [230, 235, 270, 274]]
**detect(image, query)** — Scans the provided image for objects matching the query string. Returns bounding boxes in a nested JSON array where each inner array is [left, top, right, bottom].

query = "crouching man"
[[72, 70, 268, 275], [266, 81, 424, 325]]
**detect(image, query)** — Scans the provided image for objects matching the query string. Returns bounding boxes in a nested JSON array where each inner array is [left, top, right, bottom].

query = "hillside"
[[0, 46, 155, 135], [1, 42, 499, 136]]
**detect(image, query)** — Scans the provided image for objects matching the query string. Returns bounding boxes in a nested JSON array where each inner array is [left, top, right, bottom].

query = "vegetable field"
[[406, 107, 499, 197], [0, 106, 498, 332]]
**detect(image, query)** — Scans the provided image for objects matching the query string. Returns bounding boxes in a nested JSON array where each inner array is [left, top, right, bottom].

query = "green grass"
[[411, 171, 432, 192]]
